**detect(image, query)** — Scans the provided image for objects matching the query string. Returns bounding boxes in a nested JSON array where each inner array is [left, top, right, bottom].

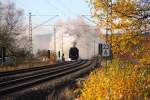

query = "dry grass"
[[0, 61, 51, 72]]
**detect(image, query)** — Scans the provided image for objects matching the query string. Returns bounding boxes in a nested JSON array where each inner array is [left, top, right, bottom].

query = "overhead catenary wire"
[[28, 12, 59, 56], [32, 15, 59, 30], [44, 0, 67, 16], [81, 15, 98, 25]]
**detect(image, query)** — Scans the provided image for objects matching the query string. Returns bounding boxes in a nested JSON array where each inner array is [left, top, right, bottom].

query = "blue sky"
[[1, 0, 99, 53], [3, 0, 93, 34], [9, 0, 92, 23], [0, 0, 94, 35], [1, 0, 95, 33]]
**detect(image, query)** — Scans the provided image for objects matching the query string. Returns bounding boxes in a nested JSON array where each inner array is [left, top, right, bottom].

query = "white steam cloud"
[[50, 17, 104, 60]]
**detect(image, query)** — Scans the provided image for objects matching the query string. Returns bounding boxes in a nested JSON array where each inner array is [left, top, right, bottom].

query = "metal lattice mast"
[[29, 12, 33, 55]]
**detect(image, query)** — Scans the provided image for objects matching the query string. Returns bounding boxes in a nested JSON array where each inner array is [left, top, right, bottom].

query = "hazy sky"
[[0, 0, 99, 55], [1, 0, 93, 35], [5, 0, 92, 22]]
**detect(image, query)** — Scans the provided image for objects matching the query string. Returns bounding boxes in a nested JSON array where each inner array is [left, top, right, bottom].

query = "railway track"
[[0, 59, 98, 97], [0, 61, 78, 82], [0, 61, 72, 81]]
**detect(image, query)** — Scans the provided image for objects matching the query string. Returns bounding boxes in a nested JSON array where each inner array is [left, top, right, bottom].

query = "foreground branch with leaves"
[[79, 0, 150, 99], [89, 0, 150, 62]]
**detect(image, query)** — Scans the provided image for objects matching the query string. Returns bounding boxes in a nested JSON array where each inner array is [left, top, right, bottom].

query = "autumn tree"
[[89, 0, 150, 63], [79, 1, 150, 99]]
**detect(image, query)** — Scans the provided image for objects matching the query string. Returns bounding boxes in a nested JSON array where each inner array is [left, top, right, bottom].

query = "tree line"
[[0, 1, 30, 65]]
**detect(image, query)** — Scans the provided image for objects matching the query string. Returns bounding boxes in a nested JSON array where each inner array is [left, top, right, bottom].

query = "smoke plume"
[[50, 16, 102, 60]]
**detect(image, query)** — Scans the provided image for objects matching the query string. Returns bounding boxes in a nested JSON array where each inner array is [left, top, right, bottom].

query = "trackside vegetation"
[[80, 60, 150, 99], [80, 0, 150, 99]]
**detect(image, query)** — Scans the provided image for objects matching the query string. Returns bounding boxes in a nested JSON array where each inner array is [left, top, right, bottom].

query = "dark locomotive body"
[[69, 47, 79, 60]]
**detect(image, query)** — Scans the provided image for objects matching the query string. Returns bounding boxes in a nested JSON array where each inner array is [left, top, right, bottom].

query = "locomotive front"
[[69, 42, 79, 61]]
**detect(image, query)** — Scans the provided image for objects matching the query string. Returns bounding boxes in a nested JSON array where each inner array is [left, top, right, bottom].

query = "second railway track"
[[0, 61, 78, 82], [0, 59, 98, 97], [0, 60, 84, 87], [0, 62, 71, 77]]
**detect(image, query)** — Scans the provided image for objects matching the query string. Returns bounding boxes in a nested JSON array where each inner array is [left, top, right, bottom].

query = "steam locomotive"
[[69, 46, 79, 60]]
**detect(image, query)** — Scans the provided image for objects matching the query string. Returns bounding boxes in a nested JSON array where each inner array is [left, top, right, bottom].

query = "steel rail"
[[0, 61, 71, 77], [0, 60, 83, 87], [0, 61, 80, 82], [0, 60, 94, 97]]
